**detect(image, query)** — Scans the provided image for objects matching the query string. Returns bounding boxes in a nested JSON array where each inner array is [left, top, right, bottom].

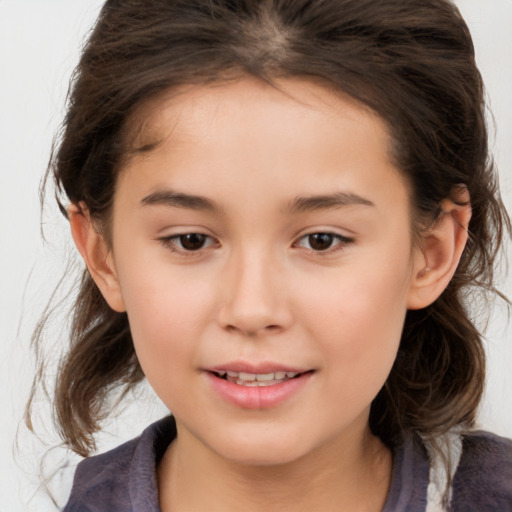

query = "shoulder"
[[451, 430, 512, 511], [63, 438, 138, 512], [63, 416, 176, 512], [382, 436, 429, 512]]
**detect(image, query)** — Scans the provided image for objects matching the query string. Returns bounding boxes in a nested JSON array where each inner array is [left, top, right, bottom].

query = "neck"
[[158, 424, 392, 512]]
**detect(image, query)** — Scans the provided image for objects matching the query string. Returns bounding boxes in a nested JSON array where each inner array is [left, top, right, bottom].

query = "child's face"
[[106, 77, 424, 465]]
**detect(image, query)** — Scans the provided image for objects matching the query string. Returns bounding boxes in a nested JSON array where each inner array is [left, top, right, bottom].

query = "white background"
[[0, 1, 511, 510]]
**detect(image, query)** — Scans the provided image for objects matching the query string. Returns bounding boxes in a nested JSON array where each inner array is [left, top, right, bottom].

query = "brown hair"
[[30, 0, 510, 456]]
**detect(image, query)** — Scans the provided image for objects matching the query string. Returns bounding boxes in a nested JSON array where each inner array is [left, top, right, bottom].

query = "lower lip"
[[205, 372, 313, 409]]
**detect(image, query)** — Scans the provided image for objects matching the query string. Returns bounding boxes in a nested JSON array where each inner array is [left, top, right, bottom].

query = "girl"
[[29, 0, 512, 510]]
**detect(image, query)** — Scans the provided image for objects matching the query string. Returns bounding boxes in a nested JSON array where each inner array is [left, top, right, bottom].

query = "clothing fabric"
[[63, 416, 512, 512]]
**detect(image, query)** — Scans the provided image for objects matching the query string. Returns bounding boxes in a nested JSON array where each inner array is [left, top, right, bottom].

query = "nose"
[[217, 248, 293, 337]]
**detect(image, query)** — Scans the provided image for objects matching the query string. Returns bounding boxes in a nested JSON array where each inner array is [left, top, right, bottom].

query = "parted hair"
[[30, 0, 510, 456]]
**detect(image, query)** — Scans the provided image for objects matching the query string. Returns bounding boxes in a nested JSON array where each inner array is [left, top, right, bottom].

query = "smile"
[[206, 367, 313, 409], [214, 370, 301, 387]]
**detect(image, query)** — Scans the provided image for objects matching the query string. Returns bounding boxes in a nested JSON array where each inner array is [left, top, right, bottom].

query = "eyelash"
[[158, 232, 353, 256], [158, 233, 218, 254], [294, 232, 353, 255]]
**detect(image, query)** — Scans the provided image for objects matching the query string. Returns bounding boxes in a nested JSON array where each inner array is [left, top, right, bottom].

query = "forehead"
[[117, 76, 411, 220], [124, 76, 389, 158]]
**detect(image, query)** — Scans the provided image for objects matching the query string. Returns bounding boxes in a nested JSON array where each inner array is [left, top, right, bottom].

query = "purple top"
[[63, 416, 512, 511]]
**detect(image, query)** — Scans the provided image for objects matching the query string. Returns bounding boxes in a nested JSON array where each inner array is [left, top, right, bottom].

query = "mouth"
[[209, 370, 310, 387], [206, 366, 314, 408]]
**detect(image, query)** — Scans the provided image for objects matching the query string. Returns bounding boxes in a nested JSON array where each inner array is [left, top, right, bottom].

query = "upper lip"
[[207, 362, 310, 374]]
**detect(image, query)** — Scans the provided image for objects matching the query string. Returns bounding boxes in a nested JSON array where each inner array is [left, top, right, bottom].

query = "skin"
[[70, 76, 471, 511]]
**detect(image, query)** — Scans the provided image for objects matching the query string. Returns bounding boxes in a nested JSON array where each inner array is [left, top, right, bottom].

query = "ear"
[[68, 203, 126, 312], [407, 188, 472, 310]]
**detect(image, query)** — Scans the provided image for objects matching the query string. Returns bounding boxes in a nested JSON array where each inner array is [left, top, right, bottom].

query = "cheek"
[[125, 295, 201, 410], [118, 250, 213, 333], [300, 256, 411, 383], [117, 265, 212, 386], [313, 296, 405, 422]]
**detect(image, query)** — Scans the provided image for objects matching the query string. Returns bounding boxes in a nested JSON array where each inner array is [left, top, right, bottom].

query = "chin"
[[221, 446, 303, 467], [207, 428, 311, 467]]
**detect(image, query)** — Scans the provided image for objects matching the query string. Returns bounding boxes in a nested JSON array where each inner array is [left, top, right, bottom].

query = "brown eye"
[[295, 232, 353, 253], [159, 232, 216, 253], [178, 233, 208, 251], [307, 233, 336, 251]]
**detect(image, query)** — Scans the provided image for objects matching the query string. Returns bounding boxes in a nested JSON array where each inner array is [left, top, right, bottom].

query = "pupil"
[[180, 233, 206, 250], [309, 233, 333, 251]]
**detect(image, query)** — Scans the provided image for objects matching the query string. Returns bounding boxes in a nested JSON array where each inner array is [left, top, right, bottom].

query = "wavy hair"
[[29, 0, 510, 456]]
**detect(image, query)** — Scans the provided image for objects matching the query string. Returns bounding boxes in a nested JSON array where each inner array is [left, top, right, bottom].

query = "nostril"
[[223, 323, 282, 336]]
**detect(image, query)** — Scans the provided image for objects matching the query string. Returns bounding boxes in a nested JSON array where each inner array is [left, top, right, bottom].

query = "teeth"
[[240, 380, 259, 386], [236, 379, 279, 387], [239, 372, 256, 381], [256, 373, 275, 382], [218, 370, 302, 386]]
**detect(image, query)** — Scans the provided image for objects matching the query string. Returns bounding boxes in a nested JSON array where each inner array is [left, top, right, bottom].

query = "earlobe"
[[407, 188, 472, 310], [68, 203, 126, 312]]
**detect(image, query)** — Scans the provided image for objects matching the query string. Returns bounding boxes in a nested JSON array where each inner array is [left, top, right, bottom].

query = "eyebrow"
[[140, 190, 219, 211], [140, 189, 374, 215], [284, 192, 375, 214]]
